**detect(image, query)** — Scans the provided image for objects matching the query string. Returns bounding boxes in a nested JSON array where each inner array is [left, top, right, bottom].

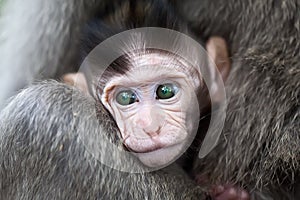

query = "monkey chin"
[[134, 142, 186, 168]]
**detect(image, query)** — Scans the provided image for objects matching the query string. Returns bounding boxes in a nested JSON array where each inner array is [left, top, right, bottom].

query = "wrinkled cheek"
[[185, 108, 200, 132], [114, 118, 131, 139], [186, 118, 195, 133], [120, 124, 148, 140], [167, 114, 197, 145], [164, 114, 187, 133], [112, 111, 133, 139]]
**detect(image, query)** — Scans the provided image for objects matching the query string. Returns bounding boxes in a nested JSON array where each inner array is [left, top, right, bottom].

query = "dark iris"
[[116, 90, 138, 105], [156, 83, 178, 99]]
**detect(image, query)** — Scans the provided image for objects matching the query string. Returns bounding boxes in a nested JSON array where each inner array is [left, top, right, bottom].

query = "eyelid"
[[156, 82, 180, 91], [113, 87, 138, 99]]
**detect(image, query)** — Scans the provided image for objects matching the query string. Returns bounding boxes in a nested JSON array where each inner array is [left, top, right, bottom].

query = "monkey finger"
[[214, 187, 249, 200], [209, 185, 225, 196]]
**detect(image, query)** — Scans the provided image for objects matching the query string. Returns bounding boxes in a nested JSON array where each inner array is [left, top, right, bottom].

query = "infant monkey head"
[[63, 37, 230, 168], [98, 49, 202, 167]]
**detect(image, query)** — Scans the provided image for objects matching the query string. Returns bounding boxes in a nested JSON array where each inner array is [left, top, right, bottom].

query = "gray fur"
[[0, 81, 205, 199], [1, 0, 299, 199], [0, 0, 108, 108], [174, 0, 300, 199]]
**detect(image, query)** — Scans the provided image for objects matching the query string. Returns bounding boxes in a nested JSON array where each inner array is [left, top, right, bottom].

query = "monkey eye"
[[156, 83, 178, 100], [116, 90, 138, 106]]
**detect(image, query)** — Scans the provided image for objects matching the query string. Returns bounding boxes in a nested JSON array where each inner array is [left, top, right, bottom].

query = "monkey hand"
[[209, 185, 249, 200]]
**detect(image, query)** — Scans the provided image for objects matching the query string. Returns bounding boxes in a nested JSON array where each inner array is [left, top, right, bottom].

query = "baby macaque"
[[63, 35, 249, 200], [61, 0, 249, 197], [64, 36, 230, 168], [99, 49, 202, 167], [62, 27, 251, 200]]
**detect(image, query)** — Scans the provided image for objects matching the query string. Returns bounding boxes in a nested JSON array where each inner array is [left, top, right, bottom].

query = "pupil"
[[122, 94, 129, 100], [162, 87, 169, 94], [116, 90, 137, 105]]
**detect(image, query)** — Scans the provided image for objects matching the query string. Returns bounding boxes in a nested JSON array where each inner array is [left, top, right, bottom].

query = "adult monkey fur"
[[0, 0, 244, 199], [171, 0, 300, 199], [0, 0, 298, 199]]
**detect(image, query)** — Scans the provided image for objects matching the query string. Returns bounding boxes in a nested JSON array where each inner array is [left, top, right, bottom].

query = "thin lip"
[[124, 143, 164, 153], [124, 140, 183, 154], [122, 132, 185, 153]]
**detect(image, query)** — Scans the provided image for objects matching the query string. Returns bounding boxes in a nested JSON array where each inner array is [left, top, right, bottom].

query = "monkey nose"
[[134, 107, 166, 137], [144, 126, 161, 137], [135, 117, 152, 128], [134, 117, 162, 137]]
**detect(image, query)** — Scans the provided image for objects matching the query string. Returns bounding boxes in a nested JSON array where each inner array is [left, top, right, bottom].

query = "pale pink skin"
[[101, 52, 201, 167], [195, 174, 250, 200], [210, 185, 250, 200]]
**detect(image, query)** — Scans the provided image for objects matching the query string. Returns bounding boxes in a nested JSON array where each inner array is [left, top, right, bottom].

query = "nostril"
[[145, 131, 157, 137], [144, 126, 161, 137]]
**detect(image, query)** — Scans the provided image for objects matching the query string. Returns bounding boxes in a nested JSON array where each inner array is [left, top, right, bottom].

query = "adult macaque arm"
[[0, 81, 206, 199]]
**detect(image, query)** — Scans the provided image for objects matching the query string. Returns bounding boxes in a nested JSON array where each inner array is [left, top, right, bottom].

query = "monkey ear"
[[206, 37, 231, 101], [206, 36, 231, 82], [62, 72, 89, 95]]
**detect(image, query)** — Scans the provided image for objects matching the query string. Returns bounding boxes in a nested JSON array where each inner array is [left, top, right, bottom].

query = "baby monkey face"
[[101, 52, 201, 167]]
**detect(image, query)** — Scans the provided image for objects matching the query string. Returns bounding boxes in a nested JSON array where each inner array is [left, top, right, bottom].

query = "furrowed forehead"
[[127, 49, 201, 80], [99, 48, 202, 77], [97, 48, 202, 94]]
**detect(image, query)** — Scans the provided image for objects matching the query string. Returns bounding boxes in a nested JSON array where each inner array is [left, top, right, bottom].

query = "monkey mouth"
[[122, 135, 166, 153], [124, 143, 164, 153], [122, 134, 186, 154]]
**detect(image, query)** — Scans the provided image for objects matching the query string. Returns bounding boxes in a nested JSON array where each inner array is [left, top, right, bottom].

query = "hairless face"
[[99, 50, 202, 167]]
